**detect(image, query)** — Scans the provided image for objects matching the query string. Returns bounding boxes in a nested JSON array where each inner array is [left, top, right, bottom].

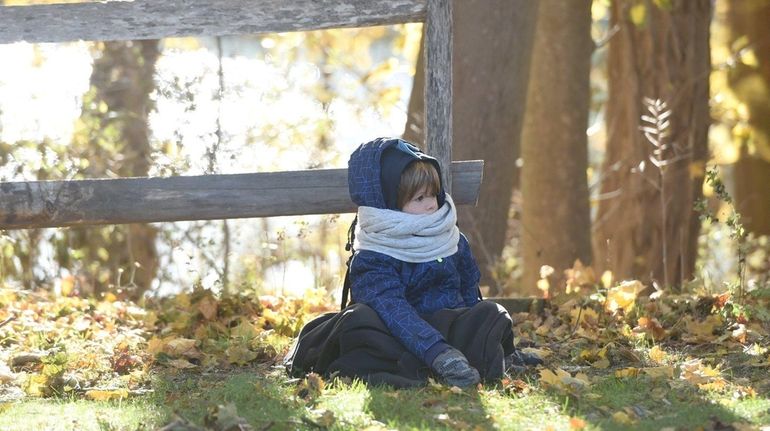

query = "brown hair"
[[397, 161, 440, 210]]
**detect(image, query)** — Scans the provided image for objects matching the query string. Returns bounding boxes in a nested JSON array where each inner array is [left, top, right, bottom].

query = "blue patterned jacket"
[[347, 138, 482, 366]]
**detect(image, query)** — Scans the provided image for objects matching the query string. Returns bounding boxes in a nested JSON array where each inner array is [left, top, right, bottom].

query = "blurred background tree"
[[520, 0, 593, 297], [726, 0, 770, 236], [60, 40, 161, 300], [592, 0, 712, 289]]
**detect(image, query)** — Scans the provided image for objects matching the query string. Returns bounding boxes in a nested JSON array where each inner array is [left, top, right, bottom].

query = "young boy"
[[347, 137, 536, 387], [285, 137, 539, 388]]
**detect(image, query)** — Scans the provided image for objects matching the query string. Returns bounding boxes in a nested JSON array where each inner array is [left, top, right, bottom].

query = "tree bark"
[[727, 0, 770, 236], [403, 0, 539, 294], [593, 0, 712, 288], [520, 0, 593, 297]]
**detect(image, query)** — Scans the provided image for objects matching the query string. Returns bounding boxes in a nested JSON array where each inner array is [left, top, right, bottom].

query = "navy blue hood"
[[348, 137, 445, 210]]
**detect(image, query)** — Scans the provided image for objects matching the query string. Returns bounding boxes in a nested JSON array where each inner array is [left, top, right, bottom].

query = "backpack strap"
[[340, 215, 357, 310]]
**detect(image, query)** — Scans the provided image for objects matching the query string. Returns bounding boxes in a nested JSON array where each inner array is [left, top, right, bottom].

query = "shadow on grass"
[[150, 367, 311, 430], [365, 383, 495, 430], [536, 360, 770, 431]]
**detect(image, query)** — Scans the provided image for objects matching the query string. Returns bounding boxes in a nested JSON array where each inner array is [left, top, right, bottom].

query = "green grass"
[[0, 397, 166, 431], [1, 370, 768, 430]]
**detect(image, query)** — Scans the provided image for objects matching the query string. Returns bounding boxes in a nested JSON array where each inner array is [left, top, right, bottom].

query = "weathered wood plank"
[[0, 161, 482, 229], [0, 0, 426, 45], [425, 0, 453, 192]]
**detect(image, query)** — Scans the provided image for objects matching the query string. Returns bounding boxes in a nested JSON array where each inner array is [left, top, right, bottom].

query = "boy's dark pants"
[[284, 300, 515, 388]]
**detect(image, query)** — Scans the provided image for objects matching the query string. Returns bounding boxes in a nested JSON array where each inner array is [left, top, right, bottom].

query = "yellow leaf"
[[146, 336, 165, 357], [643, 366, 674, 379], [231, 319, 259, 340], [143, 311, 158, 330], [539, 369, 561, 387], [740, 48, 759, 67], [591, 358, 610, 369], [537, 278, 550, 296], [225, 344, 257, 365], [605, 280, 644, 313], [59, 275, 75, 297], [649, 345, 667, 364], [167, 358, 197, 369], [197, 295, 218, 321], [570, 307, 599, 327], [698, 378, 728, 392], [24, 374, 49, 397], [612, 411, 635, 425], [85, 389, 129, 401], [615, 368, 640, 378], [601, 271, 613, 289], [629, 3, 646, 26], [684, 315, 722, 342], [564, 260, 596, 294], [165, 338, 199, 358], [540, 368, 590, 393]]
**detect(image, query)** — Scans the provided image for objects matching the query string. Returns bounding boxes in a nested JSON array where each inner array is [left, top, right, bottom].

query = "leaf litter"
[[1, 261, 769, 429]]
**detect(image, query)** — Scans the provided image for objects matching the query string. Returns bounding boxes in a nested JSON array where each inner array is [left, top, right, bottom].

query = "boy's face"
[[401, 187, 438, 215]]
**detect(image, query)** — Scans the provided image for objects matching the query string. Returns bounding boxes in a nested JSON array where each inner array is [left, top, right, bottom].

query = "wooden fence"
[[0, 0, 476, 229]]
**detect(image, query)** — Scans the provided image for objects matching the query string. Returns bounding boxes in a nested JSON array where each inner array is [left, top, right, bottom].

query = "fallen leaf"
[[683, 315, 722, 342], [634, 316, 666, 340], [611, 411, 634, 425], [570, 307, 599, 327], [85, 389, 129, 401], [522, 347, 551, 359], [165, 338, 200, 359], [569, 417, 587, 430], [648, 345, 667, 364], [168, 359, 197, 369], [605, 280, 645, 314], [615, 368, 640, 378], [564, 260, 596, 295], [643, 366, 674, 379], [225, 344, 257, 365], [204, 403, 254, 431], [197, 295, 218, 321], [539, 368, 590, 394]]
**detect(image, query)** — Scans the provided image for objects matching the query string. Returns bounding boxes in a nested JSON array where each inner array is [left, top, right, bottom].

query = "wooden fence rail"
[[0, 161, 482, 229], [0, 0, 427, 44]]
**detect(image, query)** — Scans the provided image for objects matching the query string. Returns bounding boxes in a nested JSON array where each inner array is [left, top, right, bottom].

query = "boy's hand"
[[431, 347, 480, 387]]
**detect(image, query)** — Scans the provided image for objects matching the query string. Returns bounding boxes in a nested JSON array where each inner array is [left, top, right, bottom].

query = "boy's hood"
[[347, 137, 445, 210]]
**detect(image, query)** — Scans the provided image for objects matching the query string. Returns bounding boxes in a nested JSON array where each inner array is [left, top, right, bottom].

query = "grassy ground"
[[2, 365, 768, 430], [2, 288, 769, 430]]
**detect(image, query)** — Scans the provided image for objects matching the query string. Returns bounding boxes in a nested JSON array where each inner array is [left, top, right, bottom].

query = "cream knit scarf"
[[354, 193, 460, 263]]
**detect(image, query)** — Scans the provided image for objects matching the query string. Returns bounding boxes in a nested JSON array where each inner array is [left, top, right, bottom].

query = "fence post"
[[425, 0, 453, 192]]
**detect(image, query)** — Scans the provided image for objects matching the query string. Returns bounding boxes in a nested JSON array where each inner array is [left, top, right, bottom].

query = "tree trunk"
[[67, 40, 160, 299], [593, 0, 712, 288], [520, 0, 593, 297], [727, 0, 770, 236], [403, 0, 539, 294]]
